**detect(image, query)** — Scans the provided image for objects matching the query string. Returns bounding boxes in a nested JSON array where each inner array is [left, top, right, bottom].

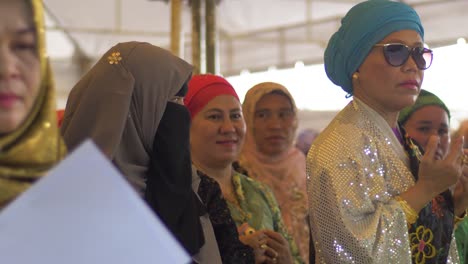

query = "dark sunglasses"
[[374, 43, 433, 70]]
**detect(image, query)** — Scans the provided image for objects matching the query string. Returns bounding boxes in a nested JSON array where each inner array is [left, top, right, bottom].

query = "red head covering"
[[184, 74, 239, 118], [56, 109, 65, 127]]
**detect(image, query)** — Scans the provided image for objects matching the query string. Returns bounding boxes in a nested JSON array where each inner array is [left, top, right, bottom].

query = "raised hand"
[[418, 136, 464, 197]]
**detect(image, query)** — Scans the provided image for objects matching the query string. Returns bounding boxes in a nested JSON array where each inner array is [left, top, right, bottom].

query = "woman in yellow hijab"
[[0, 0, 65, 209]]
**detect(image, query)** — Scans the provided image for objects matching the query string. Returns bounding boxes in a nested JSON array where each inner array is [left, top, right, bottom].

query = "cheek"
[[252, 123, 264, 142], [236, 122, 246, 139], [407, 130, 428, 148], [24, 58, 41, 108], [361, 60, 396, 89], [190, 123, 209, 144], [283, 120, 296, 140]]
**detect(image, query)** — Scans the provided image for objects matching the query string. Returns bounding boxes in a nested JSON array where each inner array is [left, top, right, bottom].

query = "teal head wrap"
[[399, 89, 451, 125], [324, 0, 424, 94]]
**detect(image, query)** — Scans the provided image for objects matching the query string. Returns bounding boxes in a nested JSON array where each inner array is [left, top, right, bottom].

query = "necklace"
[[222, 175, 252, 223], [225, 194, 251, 223]]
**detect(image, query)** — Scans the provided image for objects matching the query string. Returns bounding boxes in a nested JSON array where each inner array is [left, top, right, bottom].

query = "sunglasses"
[[374, 43, 433, 70]]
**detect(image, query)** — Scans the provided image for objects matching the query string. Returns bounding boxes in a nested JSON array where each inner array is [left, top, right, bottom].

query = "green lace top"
[[226, 171, 304, 264], [456, 218, 468, 264]]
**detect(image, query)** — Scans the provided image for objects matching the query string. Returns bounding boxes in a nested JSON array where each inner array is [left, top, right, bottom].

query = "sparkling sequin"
[[307, 100, 461, 263], [307, 100, 417, 263]]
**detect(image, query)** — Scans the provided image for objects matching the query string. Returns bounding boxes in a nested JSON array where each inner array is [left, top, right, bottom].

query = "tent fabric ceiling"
[[44, 0, 468, 77]]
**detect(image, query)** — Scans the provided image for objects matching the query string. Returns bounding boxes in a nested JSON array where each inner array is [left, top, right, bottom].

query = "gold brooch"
[[460, 154, 468, 166], [108, 52, 122, 64]]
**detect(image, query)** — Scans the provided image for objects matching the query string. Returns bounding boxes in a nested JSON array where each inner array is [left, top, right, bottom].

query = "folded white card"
[[0, 140, 190, 264]]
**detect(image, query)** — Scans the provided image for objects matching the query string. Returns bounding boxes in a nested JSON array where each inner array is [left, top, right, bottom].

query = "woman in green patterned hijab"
[[400, 89, 468, 264]]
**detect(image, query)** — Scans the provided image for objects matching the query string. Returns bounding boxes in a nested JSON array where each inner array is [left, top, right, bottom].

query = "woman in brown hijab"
[[0, 0, 65, 209], [61, 42, 208, 259]]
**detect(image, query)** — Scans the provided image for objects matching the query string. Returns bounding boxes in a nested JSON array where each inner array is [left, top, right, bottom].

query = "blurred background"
[[43, 0, 468, 131]]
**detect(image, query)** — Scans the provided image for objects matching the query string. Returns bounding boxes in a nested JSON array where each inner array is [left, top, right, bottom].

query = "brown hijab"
[[61, 42, 189, 185], [61, 42, 204, 255]]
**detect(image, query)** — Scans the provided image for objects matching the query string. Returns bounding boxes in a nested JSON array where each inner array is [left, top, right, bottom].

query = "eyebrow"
[[14, 27, 36, 36], [205, 108, 241, 113], [256, 107, 293, 112], [416, 120, 448, 127], [384, 39, 424, 46]]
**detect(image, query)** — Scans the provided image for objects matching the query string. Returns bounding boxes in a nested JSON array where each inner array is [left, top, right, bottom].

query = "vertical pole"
[[191, 0, 202, 74], [170, 0, 182, 56], [205, 0, 216, 74]]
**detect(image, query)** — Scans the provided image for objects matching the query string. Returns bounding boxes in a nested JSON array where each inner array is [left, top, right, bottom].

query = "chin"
[[265, 148, 286, 157], [215, 154, 237, 164], [0, 118, 21, 134], [395, 100, 417, 111]]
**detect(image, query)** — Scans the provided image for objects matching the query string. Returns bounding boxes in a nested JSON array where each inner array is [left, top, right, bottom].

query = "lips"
[[216, 139, 238, 145], [399, 80, 420, 90], [0, 93, 21, 109], [266, 136, 285, 143]]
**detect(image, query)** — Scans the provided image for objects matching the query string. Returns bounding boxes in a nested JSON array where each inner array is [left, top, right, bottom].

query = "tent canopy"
[[44, 0, 468, 77]]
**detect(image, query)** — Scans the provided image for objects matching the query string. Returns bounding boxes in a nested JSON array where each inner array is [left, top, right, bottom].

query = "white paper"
[[0, 140, 190, 264]]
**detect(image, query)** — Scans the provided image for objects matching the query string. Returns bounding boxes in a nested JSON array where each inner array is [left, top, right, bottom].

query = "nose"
[[0, 45, 20, 80], [266, 115, 282, 129], [220, 118, 236, 133], [402, 53, 418, 72]]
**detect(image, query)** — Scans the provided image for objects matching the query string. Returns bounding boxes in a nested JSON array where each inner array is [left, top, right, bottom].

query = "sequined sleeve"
[[306, 101, 415, 263]]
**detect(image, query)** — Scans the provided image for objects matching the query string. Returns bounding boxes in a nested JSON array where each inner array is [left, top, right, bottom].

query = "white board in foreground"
[[0, 140, 190, 264]]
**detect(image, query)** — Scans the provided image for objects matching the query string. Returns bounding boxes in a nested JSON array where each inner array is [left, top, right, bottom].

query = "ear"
[[352, 72, 359, 80]]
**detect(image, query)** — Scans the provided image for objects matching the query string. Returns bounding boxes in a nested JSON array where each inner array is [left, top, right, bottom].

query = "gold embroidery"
[[395, 196, 419, 225], [409, 225, 437, 264]]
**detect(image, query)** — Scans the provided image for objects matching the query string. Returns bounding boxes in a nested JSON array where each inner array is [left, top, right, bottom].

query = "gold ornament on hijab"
[[108, 52, 122, 64], [0, 0, 66, 208]]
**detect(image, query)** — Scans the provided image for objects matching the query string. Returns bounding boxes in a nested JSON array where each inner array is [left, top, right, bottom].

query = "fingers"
[[421, 135, 439, 162], [264, 257, 278, 264], [446, 136, 464, 165], [254, 254, 267, 264], [239, 230, 269, 256], [237, 223, 249, 234], [264, 245, 279, 258], [462, 148, 468, 168], [263, 230, 287, 245], [253, 230, 267, 242], [263, 246, 279, 264]]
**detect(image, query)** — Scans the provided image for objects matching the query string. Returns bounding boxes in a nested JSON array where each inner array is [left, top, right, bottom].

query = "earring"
[[352, 72, 359, 79]]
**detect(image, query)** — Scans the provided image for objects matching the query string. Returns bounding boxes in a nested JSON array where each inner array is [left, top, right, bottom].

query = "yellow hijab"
[[0, 0, 66, 207]]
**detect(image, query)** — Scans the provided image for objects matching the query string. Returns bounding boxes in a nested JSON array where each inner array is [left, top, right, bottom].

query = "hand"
[[453, 149, 468, 216], [238, 224, 267, 264], [262, 230, 294, 264], [418, 136, 464, 197]]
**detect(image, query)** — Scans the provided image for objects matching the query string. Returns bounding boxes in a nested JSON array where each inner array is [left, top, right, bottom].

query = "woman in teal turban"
[[400, 90, 468, 264], [307, 1, 464, 263]]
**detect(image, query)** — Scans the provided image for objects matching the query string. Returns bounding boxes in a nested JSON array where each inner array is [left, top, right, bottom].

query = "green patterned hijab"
[[399, 89, 450, 125]]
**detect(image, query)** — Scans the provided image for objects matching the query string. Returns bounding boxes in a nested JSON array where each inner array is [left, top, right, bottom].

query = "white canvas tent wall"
[[43, 0, 468, 110]]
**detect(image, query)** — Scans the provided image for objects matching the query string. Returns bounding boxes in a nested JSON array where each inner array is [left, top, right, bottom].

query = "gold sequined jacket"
[[306, 99, 459, 263]]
